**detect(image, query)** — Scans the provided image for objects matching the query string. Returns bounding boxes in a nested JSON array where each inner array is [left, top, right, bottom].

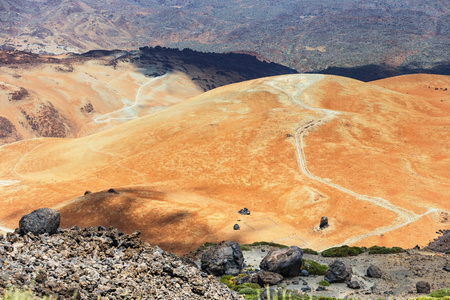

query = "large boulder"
[[320, 216, 329, 229], [324, 260, 352, 283], [255, 270, 283, 286], [259, 246, 303, 277], [19, 208, 60, 235], [416, 281, 431, 294], [367, 265, 382, 278], [201, 241, 244, 276]]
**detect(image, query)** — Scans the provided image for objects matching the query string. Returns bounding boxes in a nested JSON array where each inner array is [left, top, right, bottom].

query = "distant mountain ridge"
[[0, 0, 448, 76]]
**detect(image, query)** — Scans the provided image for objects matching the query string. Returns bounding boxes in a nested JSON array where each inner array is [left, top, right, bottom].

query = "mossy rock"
[[302, 248, 318, 255], [301, 259, 327, 275], [368, 245, 403, 254], [321, 245, 365, 257], [429, 289, 450, 297], [238, 287, 259, 295]]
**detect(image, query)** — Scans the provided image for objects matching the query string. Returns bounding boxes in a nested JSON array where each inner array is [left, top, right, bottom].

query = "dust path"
[[12, 144, 44, 179], [266, 75, 446, 248], [93, 74, 168, 124], [0, 225, 13, 233]]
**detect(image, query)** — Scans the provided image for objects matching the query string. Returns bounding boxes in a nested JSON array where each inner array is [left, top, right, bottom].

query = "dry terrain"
[[0, 48, 294, 145], [0, 73, 449, 255], [1, 0, 448, 79]]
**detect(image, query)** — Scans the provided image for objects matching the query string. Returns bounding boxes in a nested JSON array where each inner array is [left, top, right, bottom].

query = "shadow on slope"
[[314, 63, 450, 82], [57, 187, 214, 253], [79, 46, 298, 91]]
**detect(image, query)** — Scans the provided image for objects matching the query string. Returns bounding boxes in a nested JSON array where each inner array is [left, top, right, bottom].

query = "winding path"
[[93, 74, 168, 124], [266, 76, 446, 247]]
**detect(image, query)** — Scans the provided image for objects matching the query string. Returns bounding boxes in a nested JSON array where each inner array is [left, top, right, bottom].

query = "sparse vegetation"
[[219, 275, 235, 289], [319, 280, 331, 287], [368, 245, 403, 254], [240, 244, 251, 251], [301, 259, 327, 275], [243, 241, 288, 249], [429, 289, 450, 298], [321, 245, 365, 257], [302, 248, 318, 255], [195, 242, 217, 252]]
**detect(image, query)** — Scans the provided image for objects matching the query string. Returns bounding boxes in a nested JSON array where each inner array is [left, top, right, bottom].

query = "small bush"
[[301, 259, 327, 275], [240, 245, 251, 251], [195, 242, 217, 252], [244, 241, 288, 248], [233, 283, 261, 292], [445, 251, 450, 255], [238, 287, 258, 295], [412, 297, 450, 300], [368, 245, 403, 254], [302, 248, 318, 255], [429, 289, 450, 297], [318, 280, 330, 287], [321, 245, 365, 257], [220, 275, 235, 289]]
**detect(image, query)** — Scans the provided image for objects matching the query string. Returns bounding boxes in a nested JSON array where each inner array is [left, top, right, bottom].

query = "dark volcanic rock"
[[319, 216, 329, 229], [201, 241, 244, 276], [367, 265, 382, 278], [107, 188, 119, 194], [0, 226, 240, 299], [84, 190, 91, 195], [416, 281, 431, 294], [259, 246, 303, 277], [19, 208, 60, 235], [233, 224, 240, 230], [255, 270, 283, 286], [347, 280, 361, 289], [324, 260, 352, 283], [427, 230, 450, 252]]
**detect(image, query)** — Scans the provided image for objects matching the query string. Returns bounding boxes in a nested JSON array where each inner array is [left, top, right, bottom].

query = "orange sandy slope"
[[0, 74, 448, 254], [0, 60, 202, 141]]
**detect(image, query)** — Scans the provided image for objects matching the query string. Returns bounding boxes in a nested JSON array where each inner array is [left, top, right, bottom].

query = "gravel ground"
[[0, 227, 241, 300]]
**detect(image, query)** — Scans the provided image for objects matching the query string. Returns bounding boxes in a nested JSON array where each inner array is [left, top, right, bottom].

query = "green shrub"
[[445, 251, 450, 255], [240, 245, 251, 251], [318, 280, 330, 287], [238, 287, 258, 295], [321, 245, 365, 257], [302, 248, 318, 255], [244, 241, 288, 249], [412, 297, 450, 300], [233, 283, 261, 292], [219, 275, 235, 289], [429, 289, 450, 297], [195, 242, 217, 252], [301, 259, 327, 275], [368, 245, 403, 254]]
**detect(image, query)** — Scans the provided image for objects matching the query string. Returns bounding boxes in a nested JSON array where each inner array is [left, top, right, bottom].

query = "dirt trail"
[[266, 75, 446, 248], [93, 74, 168, 124]]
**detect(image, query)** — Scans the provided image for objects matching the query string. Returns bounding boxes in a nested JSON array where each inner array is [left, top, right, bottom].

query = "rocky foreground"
[[0, 225, 240, 299], [1, 208, 449, 299]]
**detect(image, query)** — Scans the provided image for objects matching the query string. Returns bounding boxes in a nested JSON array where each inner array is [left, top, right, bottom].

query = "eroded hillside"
[[0, 48, 295, 145], [0, 74, 448, 254]]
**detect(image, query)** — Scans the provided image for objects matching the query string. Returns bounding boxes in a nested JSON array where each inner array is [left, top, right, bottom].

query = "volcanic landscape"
[[0, 63, 448, 254]]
